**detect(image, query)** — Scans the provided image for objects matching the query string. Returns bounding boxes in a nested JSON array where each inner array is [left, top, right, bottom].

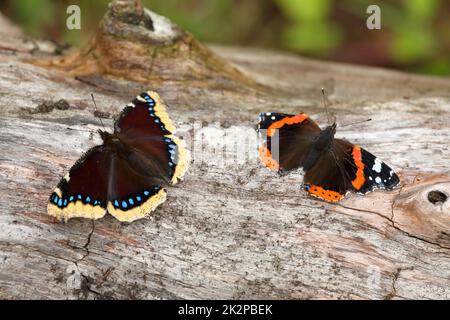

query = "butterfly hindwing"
[[302, 139, 356, 201], [106, 154, 167, 223]]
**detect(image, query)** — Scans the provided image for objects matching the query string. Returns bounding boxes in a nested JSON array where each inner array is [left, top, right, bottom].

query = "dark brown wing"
[[105, 134, 189, 223], [257, 112, 321, 172], [47, 146, 112, 221], [116, 91, 189, 185], [303, 139, 357, 201], [106, 153, 167, 223], [114, 91, 176, 137]]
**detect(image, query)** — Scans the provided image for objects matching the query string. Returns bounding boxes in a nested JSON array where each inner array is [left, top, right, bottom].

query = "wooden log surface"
[[1, 1, 450, 299]]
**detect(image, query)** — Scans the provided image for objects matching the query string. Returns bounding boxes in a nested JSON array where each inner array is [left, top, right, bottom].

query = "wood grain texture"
[[1, 3, 450, 299]]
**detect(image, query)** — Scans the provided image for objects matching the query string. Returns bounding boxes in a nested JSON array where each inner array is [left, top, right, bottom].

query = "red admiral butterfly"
[[257, 112, 400, 202], [47, 91, 189, 222]]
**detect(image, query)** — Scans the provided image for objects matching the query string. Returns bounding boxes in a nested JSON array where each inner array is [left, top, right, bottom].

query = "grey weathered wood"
[[1, 1, 450, 299]]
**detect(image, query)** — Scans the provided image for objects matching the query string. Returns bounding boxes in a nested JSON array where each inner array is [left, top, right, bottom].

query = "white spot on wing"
[[372, 158, 382, 173], [375, 177, 382, 183]]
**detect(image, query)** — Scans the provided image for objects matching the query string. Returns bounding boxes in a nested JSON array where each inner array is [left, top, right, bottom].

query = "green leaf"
[[391, 26, 435, 64], [277, 0, 332, 22], [403, 0, 439, 21], [420, 58, 450, 76], [282, 21, 342, 53], [10, 0, 56, 36]]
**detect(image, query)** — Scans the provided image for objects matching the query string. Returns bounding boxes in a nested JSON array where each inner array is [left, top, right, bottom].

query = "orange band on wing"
[[267, 114, 308, 137], [351, 146, 365, 190], [307, 185, 344, 202], [258, 145, 280, 171]]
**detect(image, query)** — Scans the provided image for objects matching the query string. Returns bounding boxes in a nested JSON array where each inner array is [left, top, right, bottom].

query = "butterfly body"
[[97, 131, 130, 161], [47, 91, 189, 222], [257, 112, 399, 202]]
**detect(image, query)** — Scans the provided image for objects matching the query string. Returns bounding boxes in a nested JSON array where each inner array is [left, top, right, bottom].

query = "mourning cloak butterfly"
[[47, 91, 189, 222], [257, 112, 400, 202]]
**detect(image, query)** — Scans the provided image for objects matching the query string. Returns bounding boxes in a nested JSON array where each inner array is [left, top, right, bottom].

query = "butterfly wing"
[[115, 91, 189, 184], [303, 139, 357, 201], [103, 91, 189, 222], [47, 146, 112, 221], [303, 138, 400, 201], [257, 112, 321, 172], [114, 91, 176, 137], [105, 154, 168, 223], [355, 145, 400, 194], [105, 136, 189, 222]]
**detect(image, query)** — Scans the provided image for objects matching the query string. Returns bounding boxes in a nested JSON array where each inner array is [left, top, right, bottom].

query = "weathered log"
[[0, 0, 449, 299]]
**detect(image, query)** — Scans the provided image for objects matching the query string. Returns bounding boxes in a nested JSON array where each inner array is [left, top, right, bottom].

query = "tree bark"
[[0, 1, 449, 299]]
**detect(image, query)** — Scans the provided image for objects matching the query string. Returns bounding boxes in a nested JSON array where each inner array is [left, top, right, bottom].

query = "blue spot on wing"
[[129, 198, 134, 205], [136, 196, 142, 202], [121, 201, 128, 209], [114, 200, 119, 207], [144, 95, 155, 105]]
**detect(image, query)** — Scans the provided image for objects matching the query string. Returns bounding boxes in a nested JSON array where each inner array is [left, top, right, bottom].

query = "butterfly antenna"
[[339, 118, 372, 128], [66, 127, 96, 133], [91, 93, 106, 131], [321, 88, 332, 125]]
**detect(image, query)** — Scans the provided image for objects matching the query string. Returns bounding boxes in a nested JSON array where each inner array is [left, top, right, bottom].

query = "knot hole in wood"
[[428, 190, 448, 206], [393, 176, 450, 248]]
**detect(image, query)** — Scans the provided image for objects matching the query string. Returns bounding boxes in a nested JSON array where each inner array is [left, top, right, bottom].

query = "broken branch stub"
[[33, 0, 258, 89]]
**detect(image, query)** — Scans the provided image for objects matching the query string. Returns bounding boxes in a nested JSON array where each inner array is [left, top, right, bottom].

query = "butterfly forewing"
[[114, 91, 175, 136], [257, 112, 321, 172], [356, 147, 400, 194]]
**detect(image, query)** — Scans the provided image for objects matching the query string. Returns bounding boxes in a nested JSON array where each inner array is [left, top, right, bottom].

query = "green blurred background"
[[1, 0, 450, 76]]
